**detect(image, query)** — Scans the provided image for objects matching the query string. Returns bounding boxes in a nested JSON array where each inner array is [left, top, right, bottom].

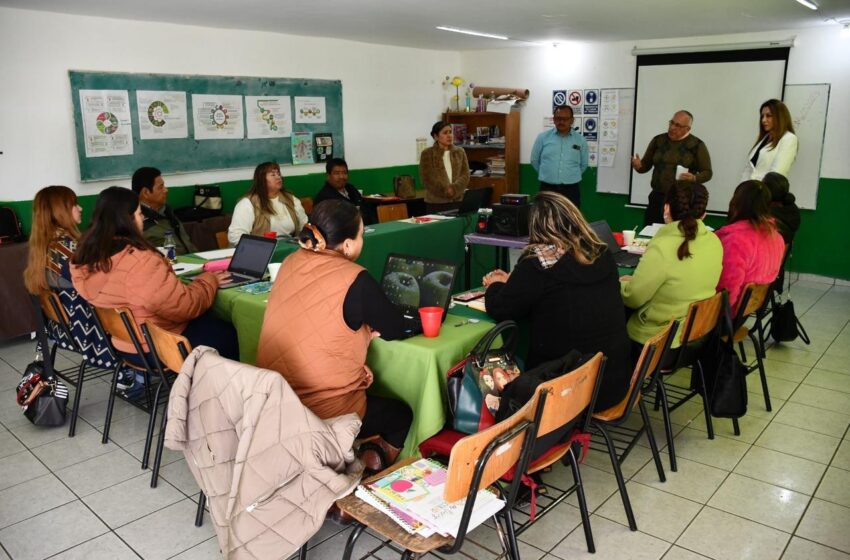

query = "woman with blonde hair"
[[482, 191, 631, 410], [24, 186, 82, 295], [743, 99, 798, 181], [228, 161, 308, 245]]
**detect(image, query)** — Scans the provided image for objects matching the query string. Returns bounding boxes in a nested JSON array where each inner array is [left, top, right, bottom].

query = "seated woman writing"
[[71, 187, 238, 360], [256, 199, 412, 470], [228, 161, 308, 246], [620, 181, 722, 349], [716, 180, 785, 311], [482, 191, 631, 411]]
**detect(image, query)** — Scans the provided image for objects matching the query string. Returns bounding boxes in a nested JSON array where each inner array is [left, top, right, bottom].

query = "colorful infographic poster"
[[79, 89, 133, 157], [192, 94, 244, 140], [137, 91, 188, 140], [291, 131, 314, 165], [294, 96, 326, 124], [245, 96, 292, 139]]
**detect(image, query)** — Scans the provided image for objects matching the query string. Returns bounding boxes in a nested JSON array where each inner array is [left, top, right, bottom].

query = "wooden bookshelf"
[[443, 110, 520, 202]]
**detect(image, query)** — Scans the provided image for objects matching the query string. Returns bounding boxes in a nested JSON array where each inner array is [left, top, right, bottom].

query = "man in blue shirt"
[[531, 106, 589, 208]]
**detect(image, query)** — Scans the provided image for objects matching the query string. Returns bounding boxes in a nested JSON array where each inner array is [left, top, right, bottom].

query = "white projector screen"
[[630, 50, 789, 214]]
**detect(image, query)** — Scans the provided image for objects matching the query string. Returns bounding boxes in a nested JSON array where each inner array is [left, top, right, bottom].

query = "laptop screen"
[[228, 235, 277, 277], [589, 221, 622, 253], [380, 254, 458, 317], [459, 187, 493, 214]]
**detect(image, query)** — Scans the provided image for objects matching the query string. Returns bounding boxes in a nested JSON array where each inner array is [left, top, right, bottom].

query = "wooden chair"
[[653, 292, 724, 472], [38, 291, 112, 437], [215, 231, 229, 249], [336, 386, 543, 560], [728, 283, 772, 436], [91, 307, 166, 470], [506, 352, 606, 553], [376, 203, 408, 223], [300, 196, 314, 215], [591, 321, 678, 531]]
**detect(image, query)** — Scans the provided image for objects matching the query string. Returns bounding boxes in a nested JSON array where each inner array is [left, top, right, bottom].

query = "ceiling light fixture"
[[436, 26, 509, 40], [794, 0, 819, 10]]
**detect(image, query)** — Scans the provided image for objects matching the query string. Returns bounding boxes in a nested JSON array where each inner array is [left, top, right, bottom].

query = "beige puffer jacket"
[[164, 347, 363, 559]]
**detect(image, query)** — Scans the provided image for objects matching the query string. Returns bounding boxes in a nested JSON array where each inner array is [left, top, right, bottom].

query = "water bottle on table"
[[163, 230, 177, 262]]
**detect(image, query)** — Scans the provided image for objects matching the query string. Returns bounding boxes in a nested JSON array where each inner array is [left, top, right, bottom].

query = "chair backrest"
[[376, 203, 408, 223], [142, 322, 192, 373], [678, 291, 724, 345], [535, 352, 606, 436], [739, 283, 771, 319], [444, 390, 541, 503], [300, 196, 314, 215], [39, 290, 69, 326], [594, 321, 678, 422], [93, 306, 147, 356], [215, 231, 229, 249]]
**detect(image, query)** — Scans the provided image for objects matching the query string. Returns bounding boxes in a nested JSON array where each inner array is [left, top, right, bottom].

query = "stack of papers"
[[487, 155, 506, 177], [358, 458, 504, 538]]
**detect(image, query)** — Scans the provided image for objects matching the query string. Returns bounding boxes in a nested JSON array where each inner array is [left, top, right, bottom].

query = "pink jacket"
[[716, 220, 785, 310]]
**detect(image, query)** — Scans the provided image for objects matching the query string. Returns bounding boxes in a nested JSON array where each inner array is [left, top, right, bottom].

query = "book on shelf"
[[451, 124, 467, 145], [365, 458, 504, 538]]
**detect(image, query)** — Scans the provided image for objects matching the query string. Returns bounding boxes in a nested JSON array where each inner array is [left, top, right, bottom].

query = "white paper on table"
[[676, 165, 689, 179], [599, 142, 617, 167], [137, 91, 188, 140], [79, 89, 133, 158], [193, 248, 235, 260], [172, 263, 204, 276], [639, 223, 665, 237], [245, 95, 291, 138], [294, 96, 327, 123], [192, 94, 244, 140], [600, 117, 618, 141]]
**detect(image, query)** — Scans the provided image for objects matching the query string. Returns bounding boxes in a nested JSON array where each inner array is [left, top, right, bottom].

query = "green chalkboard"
[[69, 70, 344, 181]]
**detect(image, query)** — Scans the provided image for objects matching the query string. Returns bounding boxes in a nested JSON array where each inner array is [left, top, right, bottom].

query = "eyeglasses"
[[553, 116, 573, 122], [668, 120, 690, 129]]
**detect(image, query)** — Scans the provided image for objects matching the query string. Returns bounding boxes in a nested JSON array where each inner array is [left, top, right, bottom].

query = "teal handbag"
[[446, 321, 522, 434]]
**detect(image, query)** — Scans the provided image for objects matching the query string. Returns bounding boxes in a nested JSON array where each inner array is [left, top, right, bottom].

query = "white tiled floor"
[[0, 279, 848, 559]]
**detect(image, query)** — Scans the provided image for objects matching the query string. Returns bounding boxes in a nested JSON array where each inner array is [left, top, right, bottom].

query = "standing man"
[[531, 106, 588, 208], [313, 158, 375, 224], [632, 110, 712, 225], [131, 167, 196, 255]]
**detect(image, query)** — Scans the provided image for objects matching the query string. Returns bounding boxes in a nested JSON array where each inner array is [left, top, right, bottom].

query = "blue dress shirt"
[[530, 128, 589, 185]]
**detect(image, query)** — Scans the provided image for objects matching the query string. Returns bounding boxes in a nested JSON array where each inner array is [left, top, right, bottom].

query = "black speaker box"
[[491, 203, 530, 237]]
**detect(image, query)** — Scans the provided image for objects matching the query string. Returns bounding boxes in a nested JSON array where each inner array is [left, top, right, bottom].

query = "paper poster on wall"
[[192, 94, 244, 140], [137, 91, 188, 140], [583, 90, 599, 115], [567, 89, 584, 115], [600, 117, 619, 141], [313, 132, 334, 162], [245, 96, 292, 139], [543, 116, 554, 130], [552, 90, 567, 112], [601, 89, 619, 116], [79, 89, 133, 158], [573, 118, 583, 134], [291, 131, 314, 164], [294, 96, 327, 123], [599, 142, 617, 167], [582, 117, 598, 141], [588, 141, 598, 168]]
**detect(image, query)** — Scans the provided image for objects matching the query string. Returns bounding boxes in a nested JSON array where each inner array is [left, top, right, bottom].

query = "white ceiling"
[[3, 0, 850, 50]]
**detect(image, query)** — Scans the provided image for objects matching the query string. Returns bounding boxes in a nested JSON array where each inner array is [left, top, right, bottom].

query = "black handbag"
[[771, 300, 810, 344], [700, 298, 748, 419], [446, 321, 521, 434], [174, 185, 223, 222]]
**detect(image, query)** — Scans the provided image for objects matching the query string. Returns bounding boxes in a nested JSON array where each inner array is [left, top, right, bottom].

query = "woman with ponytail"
[[256, 199, 411, 470], [621, 181, 722, 346], [716, 180, 785, 310]]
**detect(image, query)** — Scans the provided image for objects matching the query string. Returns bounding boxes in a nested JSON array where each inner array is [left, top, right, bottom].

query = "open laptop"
[[590, 221, 641, 268], [438, 187, 493, 217], [219, 234, 277, 289], [380, 253, 459, 338]]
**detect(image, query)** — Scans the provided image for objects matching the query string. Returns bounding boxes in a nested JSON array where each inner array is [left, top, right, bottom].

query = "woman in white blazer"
[[743, 99, 798, 181]]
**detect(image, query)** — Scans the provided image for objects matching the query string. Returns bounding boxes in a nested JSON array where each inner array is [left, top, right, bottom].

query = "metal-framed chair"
[[591, 320, 678, 530], [653, 292, 725, 472]]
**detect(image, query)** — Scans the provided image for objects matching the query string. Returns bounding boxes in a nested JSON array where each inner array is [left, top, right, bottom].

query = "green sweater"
[[620, 221, 722, 346], [635, 133, 713, 194]]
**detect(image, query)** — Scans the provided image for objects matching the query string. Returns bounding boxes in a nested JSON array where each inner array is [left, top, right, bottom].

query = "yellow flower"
[[451, 76, 464, 87]]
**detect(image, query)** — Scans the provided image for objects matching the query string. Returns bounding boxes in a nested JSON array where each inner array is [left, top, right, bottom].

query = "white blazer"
[[743, 131, 798, 181]]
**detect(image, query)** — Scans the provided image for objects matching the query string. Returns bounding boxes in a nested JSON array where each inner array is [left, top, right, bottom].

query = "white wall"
[[0, 8, 459, 199], [461, 26, 850, 181]]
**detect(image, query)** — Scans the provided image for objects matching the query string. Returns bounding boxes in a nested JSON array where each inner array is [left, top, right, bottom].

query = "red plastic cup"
[[418, 307, 444, 338], [263, 231, 277, 239], [612, 232, 625, 247]]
